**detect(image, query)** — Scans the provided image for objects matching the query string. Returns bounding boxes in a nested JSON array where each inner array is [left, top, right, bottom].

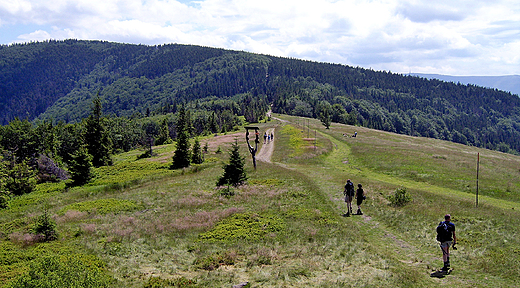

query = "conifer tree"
[[84, 96, 112, 167], [216, 139, 247, 187], [171, 106, 191, 169], [68, 145, 93, 186], [191, 138, 203, 164]]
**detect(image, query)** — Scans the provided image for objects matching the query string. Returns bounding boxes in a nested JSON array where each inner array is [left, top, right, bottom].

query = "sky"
[[1, 0, 519, 76]]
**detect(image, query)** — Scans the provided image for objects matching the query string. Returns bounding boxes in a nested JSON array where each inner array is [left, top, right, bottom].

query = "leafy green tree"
[[34, 120, 62, 163], [156, 118, 173, 145], [0, 118, 39, 162], [84, 96, 112, 167], [191, 138, 204, 164], [56, 122, 84, 165], [142, 120, 160, 156], [171, 106, 191, 169], [345, 111, 358, 126], [5, 160, 37, 196], [68, 145, 93, 186], [318, 102, 332, 129], [0, 153, 10, 209], [217, 140, 247, 187]]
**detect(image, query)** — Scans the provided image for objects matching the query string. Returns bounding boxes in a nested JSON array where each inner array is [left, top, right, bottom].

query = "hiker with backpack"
[[355, 183, 365, 215], [343, 179, 355, 216], [436, 214, 457, 271]]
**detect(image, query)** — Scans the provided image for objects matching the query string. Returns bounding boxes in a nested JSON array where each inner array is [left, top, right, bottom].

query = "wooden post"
[[314, 130, 317, 151], [476, 152, 479, 207], [245, 126, 259, 169]]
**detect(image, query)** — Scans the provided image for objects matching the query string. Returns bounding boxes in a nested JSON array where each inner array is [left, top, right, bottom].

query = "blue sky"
[[1, 0, 519, 76]]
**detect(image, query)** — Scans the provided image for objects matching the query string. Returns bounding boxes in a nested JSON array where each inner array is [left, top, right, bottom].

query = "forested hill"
[[2, 39, 520, 154]]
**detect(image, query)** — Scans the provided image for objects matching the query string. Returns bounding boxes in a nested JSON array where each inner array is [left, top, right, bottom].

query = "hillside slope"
[[2, 40, 520, 154], [1, 114, 519, 287]]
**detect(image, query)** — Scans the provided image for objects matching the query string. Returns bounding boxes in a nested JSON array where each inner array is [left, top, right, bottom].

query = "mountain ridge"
[[2, 39, 520, 154], [410, 73, 520, 96]]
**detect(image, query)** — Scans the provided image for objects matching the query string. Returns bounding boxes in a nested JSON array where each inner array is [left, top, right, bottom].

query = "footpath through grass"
[[273, 114, 520, 287], [1, 116, 519, 287]]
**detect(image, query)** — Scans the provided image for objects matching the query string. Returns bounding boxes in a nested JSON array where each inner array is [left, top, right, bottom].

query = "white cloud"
[[1, 0, 519, 75]]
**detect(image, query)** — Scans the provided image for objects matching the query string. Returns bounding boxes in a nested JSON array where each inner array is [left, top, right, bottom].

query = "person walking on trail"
[[355, 184, 365, 215], [437, 214, 457, 271], [270, 132, 274, 141], [343, 179, 355, 216], [263, 132, 267, 144]]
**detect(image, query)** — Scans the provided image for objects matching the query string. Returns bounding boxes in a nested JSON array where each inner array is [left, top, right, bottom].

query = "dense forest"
[[1, 39, 520, 157]]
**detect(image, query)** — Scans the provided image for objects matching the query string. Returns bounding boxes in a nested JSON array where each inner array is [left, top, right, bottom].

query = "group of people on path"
[[343, 179, 365, 216], [341, 179, 457, 271], [263, 132, 274, 144]]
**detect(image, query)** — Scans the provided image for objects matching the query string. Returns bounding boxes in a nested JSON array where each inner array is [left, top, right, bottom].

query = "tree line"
[[0, 95, 268, 208], [2, 40, 520, 155]]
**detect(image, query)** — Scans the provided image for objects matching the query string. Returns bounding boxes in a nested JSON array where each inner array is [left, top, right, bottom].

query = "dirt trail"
[[255, 128, 275, 163]]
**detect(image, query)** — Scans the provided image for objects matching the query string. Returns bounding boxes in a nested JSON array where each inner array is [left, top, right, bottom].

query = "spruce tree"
[[84, 96, 112, 167], [171, 106, 191, 169], [217, 140, 247, 187], [191, 138, 204, 164], [68, 145, 93, 186]]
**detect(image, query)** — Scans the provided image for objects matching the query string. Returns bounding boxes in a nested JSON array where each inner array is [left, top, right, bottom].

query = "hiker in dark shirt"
[[355, 184, 365, 215], [437, 214, 457, 271], [343, 179, 355, 216]]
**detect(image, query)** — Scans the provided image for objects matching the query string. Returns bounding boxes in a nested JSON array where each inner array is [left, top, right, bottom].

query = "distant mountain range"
[[410, 73, 520, 96], [2, 40, 520, 154]]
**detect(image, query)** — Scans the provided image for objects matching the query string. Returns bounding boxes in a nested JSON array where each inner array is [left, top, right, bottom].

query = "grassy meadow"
[[1, 114, 520, 287]]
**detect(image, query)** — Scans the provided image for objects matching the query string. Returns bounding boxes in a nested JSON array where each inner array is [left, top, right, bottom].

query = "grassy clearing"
[[1, 117, 520, 287]]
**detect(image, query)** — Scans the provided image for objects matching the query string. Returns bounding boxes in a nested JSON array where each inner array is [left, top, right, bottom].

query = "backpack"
[[345, 182, 354, 196], [436, 221, 452, 242]]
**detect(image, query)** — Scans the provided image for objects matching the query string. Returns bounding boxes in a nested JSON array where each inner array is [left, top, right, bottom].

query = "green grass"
[[1, 116, 520, 287]]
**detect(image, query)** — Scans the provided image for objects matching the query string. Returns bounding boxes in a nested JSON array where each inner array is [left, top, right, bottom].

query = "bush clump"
[[144, 276, 198, 288], [388, 187, 412, 207], [6, 254, 113, 288], [198, 213, 284, 242], [58, 198, 139, 215], [193, 251, 236, 271]]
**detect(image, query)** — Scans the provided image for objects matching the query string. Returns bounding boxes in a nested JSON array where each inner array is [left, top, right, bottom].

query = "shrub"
[[388, 187, 412, 207], [36, 154, 69, 183], [193, 251, 237, 271], [0, 190, 10, 209], [6, 254, 113, 288], [198, 213, 284, 242], [144, 276, 198, 288]]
